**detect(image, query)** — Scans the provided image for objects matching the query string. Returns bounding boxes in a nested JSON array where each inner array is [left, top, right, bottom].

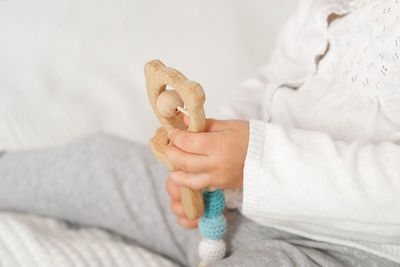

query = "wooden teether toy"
[[145, 59, 206, 219], [145, 59, 226, 265]]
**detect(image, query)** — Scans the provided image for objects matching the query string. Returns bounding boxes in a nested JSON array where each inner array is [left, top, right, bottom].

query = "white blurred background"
[[0, 0, 296, 150]]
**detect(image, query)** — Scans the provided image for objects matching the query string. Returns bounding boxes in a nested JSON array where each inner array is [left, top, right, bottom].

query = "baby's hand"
[[166, 119, 249, 191], [165, 118, 249, 228], [166, 175, 200, 228]]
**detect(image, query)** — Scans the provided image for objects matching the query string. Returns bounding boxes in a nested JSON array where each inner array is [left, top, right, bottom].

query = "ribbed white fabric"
[[0, 212, 178, 267], [244, 120, 400, 264]]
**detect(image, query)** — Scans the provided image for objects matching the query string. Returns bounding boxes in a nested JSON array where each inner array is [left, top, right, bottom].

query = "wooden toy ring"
[[144, 59, 205, 219]]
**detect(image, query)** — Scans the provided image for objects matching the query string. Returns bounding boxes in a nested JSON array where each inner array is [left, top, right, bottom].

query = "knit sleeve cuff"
[[242, 119, 267, 216]]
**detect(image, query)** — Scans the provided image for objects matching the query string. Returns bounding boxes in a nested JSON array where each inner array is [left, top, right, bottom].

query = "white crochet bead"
[[198, 238, 226, 263]]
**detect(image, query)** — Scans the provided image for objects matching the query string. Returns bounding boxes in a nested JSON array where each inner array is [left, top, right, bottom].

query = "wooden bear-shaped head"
[[144, 59, 205, 219]]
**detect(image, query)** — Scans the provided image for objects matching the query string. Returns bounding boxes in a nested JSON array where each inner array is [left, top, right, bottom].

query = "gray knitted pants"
[[0, 134, 397, 267]]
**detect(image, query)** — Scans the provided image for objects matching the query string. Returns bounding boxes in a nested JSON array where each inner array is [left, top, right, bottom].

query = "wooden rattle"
[[145, 60, 226, 265], [144, 59, 206, 219]]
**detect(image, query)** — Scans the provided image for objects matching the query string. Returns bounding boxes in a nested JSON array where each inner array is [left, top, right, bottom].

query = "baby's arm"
[[167, 118, 400, 242], [240, 120, 400, 240]]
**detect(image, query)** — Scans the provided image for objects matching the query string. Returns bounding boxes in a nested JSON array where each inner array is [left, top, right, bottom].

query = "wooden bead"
[[157, 90, 184, 118]]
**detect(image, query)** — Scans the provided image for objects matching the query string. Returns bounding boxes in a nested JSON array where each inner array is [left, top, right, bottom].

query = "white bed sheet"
[[0, 212, 178, 267]]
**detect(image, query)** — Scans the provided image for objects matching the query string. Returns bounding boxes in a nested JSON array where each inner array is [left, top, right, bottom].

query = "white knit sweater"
[[220, 0, 400, 264]]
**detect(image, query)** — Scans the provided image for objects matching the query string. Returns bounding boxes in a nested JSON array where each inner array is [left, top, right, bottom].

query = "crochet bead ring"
[[198, 190, 227, 264]]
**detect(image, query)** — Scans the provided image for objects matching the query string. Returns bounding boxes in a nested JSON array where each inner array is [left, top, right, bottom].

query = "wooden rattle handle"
[[145, 59, 205, 219]]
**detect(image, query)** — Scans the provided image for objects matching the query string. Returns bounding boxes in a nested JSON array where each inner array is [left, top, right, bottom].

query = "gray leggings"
[[0, 134, 397, 267]]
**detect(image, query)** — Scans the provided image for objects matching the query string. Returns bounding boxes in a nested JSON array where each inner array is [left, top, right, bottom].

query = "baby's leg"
[[209, 210, 398, 267], [0, 134, 196, 266]]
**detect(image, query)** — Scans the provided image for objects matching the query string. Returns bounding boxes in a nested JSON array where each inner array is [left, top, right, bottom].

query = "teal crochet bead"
[[198, 214, 227, 240], [202, 190, 225, 218]]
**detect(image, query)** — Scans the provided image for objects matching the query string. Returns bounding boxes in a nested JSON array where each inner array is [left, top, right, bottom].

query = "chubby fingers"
[[168, 129, 219, 155], [165, 144, 210, 172], [169, 170, 211, 190], [168, 118, 229, 155], [170, 198, 185, 216], [169, 190, 199, 228], [177, 216, 199, 229], [167, 176, 199, 229], [166, 176, 181, 200]]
